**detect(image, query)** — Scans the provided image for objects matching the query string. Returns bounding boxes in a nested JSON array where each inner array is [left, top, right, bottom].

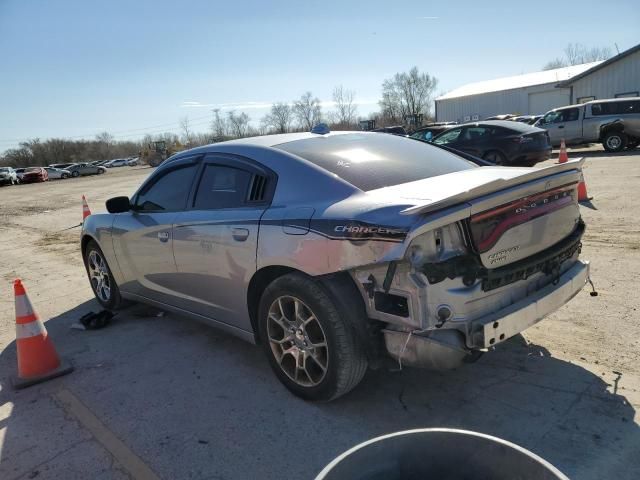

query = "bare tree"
[[293, 92, 322, 130], [180, 116, 193, 146], [211, 109, 228, 139], [379, 67, 438, 124], [226, 110, 251, 138], [263, 102, 293, 133], [95, 131, 114, 158], [331, 86, 358, 128], [543, 43, 613, 70], [542, 58, 567, 71]]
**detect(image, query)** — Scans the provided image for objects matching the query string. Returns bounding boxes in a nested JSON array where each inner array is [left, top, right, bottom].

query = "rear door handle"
[[558, 125, 565, 129], [232, 228, 249, 241], [158, 231, 170, 242]]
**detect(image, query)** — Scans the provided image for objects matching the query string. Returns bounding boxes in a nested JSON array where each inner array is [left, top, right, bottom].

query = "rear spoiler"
[[400, 158, 585, 216]]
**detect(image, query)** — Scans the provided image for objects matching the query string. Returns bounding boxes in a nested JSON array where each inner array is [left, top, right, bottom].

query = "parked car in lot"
[[511, 115, 542, 125], [82, 131, 589, 401], [44, 167, 71, 179], [370, 125, 408, 135], [66, 162, 107, 177], [126, 157, 139, 166], [49, 162, 76, 170], [485, 114, 516, 121], [21, 167, 49, 183], [535, 98, 640, 152], [410, 123, 457, 142], [14, 168, 26, 182], [431, 120, 551, 166], [0, 167, 19, 185], [104, 158, 128, 168]]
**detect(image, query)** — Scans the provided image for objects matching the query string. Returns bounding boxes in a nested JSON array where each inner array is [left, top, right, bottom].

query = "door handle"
[[558, 125, 565, 129], [158, 231, 170, 242], [232, 228, 250, 241]]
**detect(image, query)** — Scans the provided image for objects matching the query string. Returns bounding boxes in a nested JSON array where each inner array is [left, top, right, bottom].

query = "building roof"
[[436, 62, 602, 101], [557, 43, 640, 86]]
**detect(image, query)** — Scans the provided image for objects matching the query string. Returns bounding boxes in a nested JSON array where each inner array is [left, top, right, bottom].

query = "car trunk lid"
[[368, 159, 584, 268]]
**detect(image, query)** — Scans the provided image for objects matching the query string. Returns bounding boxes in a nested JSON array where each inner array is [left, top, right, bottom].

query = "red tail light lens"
[[469, 183, 577, 253]]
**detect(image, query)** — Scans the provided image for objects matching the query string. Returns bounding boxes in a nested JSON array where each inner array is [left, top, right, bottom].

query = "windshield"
[[0, 168, 9, 172], [276, 133, 475, 191], [25, 167, 40, 172]]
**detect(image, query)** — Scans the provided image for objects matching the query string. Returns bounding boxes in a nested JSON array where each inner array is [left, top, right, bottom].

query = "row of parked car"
[[0, 157, 140, 186], [405, 97, 640, 167]]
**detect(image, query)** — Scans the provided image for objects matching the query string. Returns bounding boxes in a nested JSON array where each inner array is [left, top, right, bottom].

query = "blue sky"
[[1, 0, 638, 151]]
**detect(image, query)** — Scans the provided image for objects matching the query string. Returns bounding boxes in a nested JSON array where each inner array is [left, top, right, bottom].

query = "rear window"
[[591, 99, 640, 116], [275, 133, 476, 191]]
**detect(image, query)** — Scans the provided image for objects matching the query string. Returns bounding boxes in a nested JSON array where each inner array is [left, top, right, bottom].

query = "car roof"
[[451, 120, 542, 133], [187, 131, 356, 152]]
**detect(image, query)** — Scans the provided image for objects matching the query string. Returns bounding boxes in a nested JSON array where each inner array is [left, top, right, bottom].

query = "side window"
[[136, 164, 198, 212], [559, 108, 579, 122], [433, 127, 462, 144], [591, 104, 603, 116], [193, 164, 252, 210], [462, 127, 490, 141]]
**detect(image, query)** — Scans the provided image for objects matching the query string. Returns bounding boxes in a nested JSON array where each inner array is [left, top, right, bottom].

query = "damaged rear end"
[[350, 159, 589, 370]]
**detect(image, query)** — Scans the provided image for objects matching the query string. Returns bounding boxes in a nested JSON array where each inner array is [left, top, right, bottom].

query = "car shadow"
[[564, 149, 639, 159], [0, 302, 638, 480]]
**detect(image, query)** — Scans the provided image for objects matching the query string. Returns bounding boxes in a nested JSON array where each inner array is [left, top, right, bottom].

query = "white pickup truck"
[[535, 97, 640, 152]]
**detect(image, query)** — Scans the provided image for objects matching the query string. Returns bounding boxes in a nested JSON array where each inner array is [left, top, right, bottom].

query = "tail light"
[[469, 183, 577, 253]]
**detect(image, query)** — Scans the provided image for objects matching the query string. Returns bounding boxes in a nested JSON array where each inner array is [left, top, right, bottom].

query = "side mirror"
[[106, 196, 131, 213]]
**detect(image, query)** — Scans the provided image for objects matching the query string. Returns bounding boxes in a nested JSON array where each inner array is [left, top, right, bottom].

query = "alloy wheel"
[[267, 296, 328, 387], [87, 250, 111, 302]]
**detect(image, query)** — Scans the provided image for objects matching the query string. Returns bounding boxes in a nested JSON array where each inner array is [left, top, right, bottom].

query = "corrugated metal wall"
[[569, 49, 640, 101], [435, 83, 571, 122]]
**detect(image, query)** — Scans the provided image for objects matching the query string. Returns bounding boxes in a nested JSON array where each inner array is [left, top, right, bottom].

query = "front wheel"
[[258, 273, 368, 401], [72, 170, 80, 177], [83, 240, 122, 310], [603, 132, 627, 152], [62, 173, 69, 179]]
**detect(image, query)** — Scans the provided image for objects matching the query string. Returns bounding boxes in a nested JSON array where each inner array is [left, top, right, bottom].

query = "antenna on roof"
[[615, 43, 620, 55]]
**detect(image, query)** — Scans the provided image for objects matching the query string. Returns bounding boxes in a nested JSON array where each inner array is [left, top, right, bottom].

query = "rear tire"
[[602, 132, 627, 152], [258, 273, 368, 401], [482, 150, 507, 165], [83, 240, 122, 310], [62, 173, 69, 179]]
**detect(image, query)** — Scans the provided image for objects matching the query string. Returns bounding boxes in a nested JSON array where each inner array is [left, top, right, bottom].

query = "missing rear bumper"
[[470, 260, 589, 349], [383, 329, 476, 370]]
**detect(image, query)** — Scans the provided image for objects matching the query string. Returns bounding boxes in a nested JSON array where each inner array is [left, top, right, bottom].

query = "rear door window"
[[193, 165, 253, 210]]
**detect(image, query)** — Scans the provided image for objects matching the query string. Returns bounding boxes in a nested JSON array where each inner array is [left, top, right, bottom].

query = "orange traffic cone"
[[578, 181, 592, 202], [82, 195, 91, 220], [12, 279, 73, 389], [558, 139, 568, 164]]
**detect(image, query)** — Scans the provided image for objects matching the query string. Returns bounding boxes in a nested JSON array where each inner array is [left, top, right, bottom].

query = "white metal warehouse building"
[[435, 43, 640, 123]]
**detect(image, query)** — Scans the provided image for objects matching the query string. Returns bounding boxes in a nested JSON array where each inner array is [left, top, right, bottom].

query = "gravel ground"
[[0, 152, 639, 480]]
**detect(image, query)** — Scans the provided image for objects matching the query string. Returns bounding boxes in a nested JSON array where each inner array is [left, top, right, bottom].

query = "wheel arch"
[[599, 120, 625, 139], [81, 233, 97, 257], [247, 265, 383, 366]]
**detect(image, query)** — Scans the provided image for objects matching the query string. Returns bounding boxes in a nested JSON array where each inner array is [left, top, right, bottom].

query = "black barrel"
[[316, 429, 569, 480]]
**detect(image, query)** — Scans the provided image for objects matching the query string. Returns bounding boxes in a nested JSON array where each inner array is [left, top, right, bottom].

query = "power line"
[[0, 113, 215, 146]]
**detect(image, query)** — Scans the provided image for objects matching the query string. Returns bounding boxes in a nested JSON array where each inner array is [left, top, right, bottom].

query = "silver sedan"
[[81, 131, 589, 400]]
